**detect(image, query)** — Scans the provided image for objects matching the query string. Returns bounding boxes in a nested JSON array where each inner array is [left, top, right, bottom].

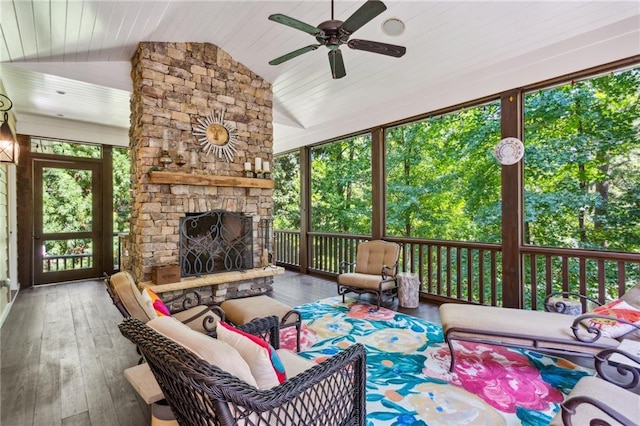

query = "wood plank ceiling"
[[0, 1, 638, 153]]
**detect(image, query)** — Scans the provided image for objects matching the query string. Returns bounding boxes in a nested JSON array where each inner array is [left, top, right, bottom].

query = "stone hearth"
[[127, 41, 273, 286]]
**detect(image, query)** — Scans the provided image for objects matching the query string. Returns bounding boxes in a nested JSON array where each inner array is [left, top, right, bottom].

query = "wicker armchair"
[[119, 317, 367, 426]]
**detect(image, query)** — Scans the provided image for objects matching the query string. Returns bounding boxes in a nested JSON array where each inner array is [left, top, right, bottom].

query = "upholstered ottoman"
[[221, 295, 302, 351]]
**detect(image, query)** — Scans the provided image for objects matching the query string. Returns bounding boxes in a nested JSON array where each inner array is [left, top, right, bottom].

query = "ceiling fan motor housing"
[[316, 20, 350, 46]]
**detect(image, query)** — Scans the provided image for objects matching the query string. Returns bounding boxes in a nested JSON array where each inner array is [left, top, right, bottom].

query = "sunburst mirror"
[[192, 109, 238, 162]]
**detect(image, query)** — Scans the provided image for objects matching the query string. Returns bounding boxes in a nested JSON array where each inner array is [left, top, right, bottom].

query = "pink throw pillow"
[[142, 288, 171, 317]]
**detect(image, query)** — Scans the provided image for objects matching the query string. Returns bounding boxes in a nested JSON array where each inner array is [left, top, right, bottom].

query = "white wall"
[[0, 164, 16, 326]]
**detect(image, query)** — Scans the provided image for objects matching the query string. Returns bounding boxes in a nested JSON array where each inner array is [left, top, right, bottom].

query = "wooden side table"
[[124, 363, 178, 426]]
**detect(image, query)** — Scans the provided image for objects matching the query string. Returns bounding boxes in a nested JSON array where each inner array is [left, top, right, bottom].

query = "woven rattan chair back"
[[119, 317, 367, 426]]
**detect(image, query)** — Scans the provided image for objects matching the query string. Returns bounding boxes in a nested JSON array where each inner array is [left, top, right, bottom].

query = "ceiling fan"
[[268, 0, 406, 79]]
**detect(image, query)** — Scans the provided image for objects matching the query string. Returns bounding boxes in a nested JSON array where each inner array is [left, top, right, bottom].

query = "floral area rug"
[[278, 296, 593, 426]]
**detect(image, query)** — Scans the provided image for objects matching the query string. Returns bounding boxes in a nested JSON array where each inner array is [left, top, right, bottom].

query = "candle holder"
[[255, 170, 264, 179], [245, 170, 255, 178], [159, 150, 173, 168], [175, 153, 186, 167], [264, 172, 271, 179]]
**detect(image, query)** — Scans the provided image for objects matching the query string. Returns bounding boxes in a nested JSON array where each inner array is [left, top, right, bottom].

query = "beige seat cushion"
[[549, 376, 640, 425], [276, 349, 316, 378], [111, 271, 154, 322], [172, 306, 221, 334], [621, 284, 640, 308], [148, 316, 258, 388], [338, 273, 396, 290], [354, 240, 399, 276], [440, 303, 620, 354], [221, 295, 297, 326]]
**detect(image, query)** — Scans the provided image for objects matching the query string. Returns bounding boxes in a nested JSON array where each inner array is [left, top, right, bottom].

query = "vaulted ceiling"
[[0, 1, 638, 153]]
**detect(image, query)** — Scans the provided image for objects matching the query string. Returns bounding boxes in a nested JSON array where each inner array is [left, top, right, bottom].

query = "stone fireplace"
[[126, 41, 275, 299]]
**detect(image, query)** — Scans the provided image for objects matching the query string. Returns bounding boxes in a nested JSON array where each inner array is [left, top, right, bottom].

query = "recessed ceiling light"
[[382, 18, 405, 37], [56, 90, 66, 95]]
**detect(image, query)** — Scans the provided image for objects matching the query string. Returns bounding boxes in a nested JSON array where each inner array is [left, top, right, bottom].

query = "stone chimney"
[[128, 42, 273, 282]]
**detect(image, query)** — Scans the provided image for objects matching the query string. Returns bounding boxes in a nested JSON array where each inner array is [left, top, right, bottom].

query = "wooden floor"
[[1, 270, 440, 426]]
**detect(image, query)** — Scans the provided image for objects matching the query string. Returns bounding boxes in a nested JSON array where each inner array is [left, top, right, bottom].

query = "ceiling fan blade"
[[268, 14, 323, 36], [269, 45, 320, 65], [347, 39, 406, 57], [328, 49, 346, 79], [341, 0, 387, 35]]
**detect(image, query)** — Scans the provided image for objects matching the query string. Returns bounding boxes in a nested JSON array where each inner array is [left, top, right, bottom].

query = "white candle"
[[255, 157, 262, 171], [163, 129, 169, 151], [190, 150, 198, 167], [263, 161, 270, 172], [244, 162, 252, 171]]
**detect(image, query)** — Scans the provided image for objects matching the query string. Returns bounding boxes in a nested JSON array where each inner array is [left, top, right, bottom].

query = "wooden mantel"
[[149, 171, 275, 189], [139, 266, 285, 293]]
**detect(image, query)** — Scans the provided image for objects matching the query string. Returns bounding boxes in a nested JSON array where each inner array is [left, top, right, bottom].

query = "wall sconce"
[[0, 94, 15, 163]]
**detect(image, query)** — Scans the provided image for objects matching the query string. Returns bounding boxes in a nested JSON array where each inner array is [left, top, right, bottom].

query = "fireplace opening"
[[179, 210, 253, 277]]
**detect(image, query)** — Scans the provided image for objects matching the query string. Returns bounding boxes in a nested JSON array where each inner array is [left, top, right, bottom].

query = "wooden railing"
[[43, 253, 93, 272], [274, 230, 301, 269], [522, 246, 640, 310], [274, 230, 640, 309]]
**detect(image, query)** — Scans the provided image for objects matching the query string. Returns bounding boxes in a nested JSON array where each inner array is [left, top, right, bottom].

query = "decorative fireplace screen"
[[179, 210, 253, 277]]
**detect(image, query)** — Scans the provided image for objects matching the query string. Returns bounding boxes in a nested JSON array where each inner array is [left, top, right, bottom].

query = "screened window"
[[385, 102, 501, 242], [274, 151, 301, 230], [523, 66, 640, 252], [113, 146, 131, 235], [31, 138, 102, 158], [311, 135, 372, 234]]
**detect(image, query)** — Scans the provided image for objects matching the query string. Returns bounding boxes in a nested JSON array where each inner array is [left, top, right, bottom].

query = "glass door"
[[33, 159, 103, 284]]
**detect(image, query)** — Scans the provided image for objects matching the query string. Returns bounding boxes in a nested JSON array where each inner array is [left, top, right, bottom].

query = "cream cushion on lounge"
[[440, 303, 620, 353], [621, 285, 640, 308], [221, 295, 297, 326], [111, 271, 154, 321], [276, 349, 316, 378], [549, 376, 640, 425], [172, 306, 221, 334], [148, 316, 258, 388]]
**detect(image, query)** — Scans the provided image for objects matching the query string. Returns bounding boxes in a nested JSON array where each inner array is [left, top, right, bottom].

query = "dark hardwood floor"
[[1, 270, 441, 426]]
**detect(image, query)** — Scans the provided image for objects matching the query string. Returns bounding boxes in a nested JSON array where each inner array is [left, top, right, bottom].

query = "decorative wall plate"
[[494, 137, 524, 165], [193, 109, 238, 162]]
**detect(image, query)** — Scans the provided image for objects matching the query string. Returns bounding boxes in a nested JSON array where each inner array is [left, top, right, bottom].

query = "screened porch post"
[[299, 146, 311, 274], [371, 127, 385, 240], [501, 90, 524, 308]]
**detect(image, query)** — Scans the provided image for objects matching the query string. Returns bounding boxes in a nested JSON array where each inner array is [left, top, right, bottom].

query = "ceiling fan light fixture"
[[382, 18, 405, 36]]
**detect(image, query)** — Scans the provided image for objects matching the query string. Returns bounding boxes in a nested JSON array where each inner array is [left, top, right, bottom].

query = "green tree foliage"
[[386, 104, 502, 242], [524, 68, 640, 252], [310, 135, 372, 233], [273, 152, 301, 230], [112, 147, 131, 234]]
